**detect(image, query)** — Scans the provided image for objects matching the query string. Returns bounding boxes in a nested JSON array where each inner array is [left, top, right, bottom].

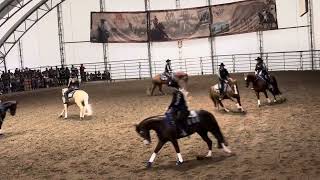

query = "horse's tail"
[[271, 76, 282, 95], [209, 87, 217, 107], [200, 110, 227, 148], [82, 94, 92, 116]]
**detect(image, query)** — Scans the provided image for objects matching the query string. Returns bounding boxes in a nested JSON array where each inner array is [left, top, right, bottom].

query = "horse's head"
[[244, 73, 253, 88], [135, 124, 151, 145], [6, 101, 17, 116]]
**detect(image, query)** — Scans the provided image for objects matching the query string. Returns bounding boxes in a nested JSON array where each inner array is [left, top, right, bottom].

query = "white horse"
[[59, 88, 92, 120]]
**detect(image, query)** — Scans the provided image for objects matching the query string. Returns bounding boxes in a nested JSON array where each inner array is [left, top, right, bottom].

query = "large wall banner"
[[90, 12, 148, 43], [149, 7, 210, 41], [211, 0, 278, 36], [90, 0, 278, 43]]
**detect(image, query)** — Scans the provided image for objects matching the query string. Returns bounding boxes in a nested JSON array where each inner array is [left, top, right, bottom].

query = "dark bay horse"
[[135, 110, 232, 168], [245, 74, 282, 107], [210, 78, 244, 112], [148, 72, 188, 96], [0, 101, 18, 135]]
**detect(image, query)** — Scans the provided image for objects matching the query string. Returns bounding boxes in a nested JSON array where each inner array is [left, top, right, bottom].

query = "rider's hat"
[[255, 57, 263, 61], [219, 63, 225, 67], [166, 59, 171, 63]]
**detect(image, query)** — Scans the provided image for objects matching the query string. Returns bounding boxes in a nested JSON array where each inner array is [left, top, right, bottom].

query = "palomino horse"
[[148, 72, 188, 96], [135, 110, 232, 168], [245, 74, 282, 107], [59, 88, 92, 120], [0, 101, 17, 135], [210, 78, 244, 112]]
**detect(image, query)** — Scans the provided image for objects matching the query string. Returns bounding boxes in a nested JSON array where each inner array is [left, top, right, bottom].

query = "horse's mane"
[[139, 115, 164, 127]]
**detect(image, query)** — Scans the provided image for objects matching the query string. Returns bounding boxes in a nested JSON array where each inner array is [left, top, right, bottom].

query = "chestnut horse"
[[147, 72, 188, 96]]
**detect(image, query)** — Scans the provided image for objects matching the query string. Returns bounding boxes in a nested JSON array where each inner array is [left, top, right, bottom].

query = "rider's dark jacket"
[[165, 63, 172, 74], [219, 67, 230, 93], [255, 62, 268, 76], [166, 87, 189, 127], [68, 78, 80, 89]]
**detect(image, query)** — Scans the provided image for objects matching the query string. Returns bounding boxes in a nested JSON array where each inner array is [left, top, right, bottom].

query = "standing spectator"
[[80, 64, 86, 82]]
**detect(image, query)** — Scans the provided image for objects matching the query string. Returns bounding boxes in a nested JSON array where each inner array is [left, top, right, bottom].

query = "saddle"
[[160, 73, 168, 81], [67, 90, 77, 99], [186, 111, 200, 126]]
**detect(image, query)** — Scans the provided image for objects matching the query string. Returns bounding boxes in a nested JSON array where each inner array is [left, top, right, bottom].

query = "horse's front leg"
[[264, 91, 271, 104], [256, 92, 261, 107], [171, 139, 183, 165], [63, 104, 68, 119], [146, 141, 165, 168], [0, 120, 3, 135], [59, 108, 65, 118], [235, 96, 245, 112], [198, 132, 213, 157], [219, 100, 229, 112]]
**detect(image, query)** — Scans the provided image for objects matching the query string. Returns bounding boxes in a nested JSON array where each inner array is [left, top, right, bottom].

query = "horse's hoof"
[[176, 161, 183, 166], [58, 115, 63, 118], [146, 162, 152, 168], [64, 117, 68, 120]]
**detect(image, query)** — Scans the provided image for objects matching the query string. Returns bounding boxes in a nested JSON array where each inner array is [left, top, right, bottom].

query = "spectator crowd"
[[0, 64, 111, 94]]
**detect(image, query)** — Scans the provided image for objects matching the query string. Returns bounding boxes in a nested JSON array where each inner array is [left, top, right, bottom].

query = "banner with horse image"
[[149, 7, 211, 41], [90, 12, 148, 43], [210, 0, 278, 36]]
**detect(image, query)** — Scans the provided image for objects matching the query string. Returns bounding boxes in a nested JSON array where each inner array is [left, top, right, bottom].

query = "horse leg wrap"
[[149, 153, 157, 163], [177, 153, 183, 163]]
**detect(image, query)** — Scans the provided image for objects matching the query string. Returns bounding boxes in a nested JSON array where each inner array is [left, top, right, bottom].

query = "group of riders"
[[61, 56, 273, 136]]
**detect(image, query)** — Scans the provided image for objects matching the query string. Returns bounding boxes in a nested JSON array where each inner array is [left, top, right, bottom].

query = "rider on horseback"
[[255, 57, 272, 90], [218, 63, 230, 100], [165, 79, 189, 137], [164, 59, 173, 81], [63, 72, 80, 104]]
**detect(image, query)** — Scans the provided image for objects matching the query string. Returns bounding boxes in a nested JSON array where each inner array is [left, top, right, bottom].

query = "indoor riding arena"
[[0, 0, 320, 179]]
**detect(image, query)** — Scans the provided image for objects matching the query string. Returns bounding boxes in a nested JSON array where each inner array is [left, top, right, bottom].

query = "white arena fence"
[[12, 50, 320, 81]]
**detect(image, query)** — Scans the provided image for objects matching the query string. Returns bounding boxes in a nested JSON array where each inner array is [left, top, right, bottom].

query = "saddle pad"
[[68, 90, 76, 98], [160, 74, 168, 81], [187, 111, 200, 125]]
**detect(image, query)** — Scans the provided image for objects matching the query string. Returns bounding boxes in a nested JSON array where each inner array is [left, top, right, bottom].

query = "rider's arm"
[[168, 90, 180, 109], [67, 78, 71, 88]]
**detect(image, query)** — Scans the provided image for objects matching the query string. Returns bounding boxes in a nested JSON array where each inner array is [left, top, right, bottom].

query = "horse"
[[135, 110, 232, 168], [244, 74, 282, 107], [0, 101, 17, 135], [210, 78, 244, 112], [59, 88, 92, 120], [147, 72, 188, 96]]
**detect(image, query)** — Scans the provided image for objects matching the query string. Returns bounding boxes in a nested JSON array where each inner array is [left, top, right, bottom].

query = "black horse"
[[0, 101, 18, 135], [245, 74, 282, 107], [135, 110, 232, 168]]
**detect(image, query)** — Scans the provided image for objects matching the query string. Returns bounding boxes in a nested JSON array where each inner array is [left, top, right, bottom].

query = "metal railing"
[[5, 50, 320, 80]]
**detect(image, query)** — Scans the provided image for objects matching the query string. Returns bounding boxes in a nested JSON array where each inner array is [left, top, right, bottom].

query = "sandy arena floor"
[[0, 71, 319, 179]]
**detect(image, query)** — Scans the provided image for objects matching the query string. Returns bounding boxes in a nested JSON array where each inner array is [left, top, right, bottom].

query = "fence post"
[[200, 57, 203, 75], [265, 53, 269, 68], [184, 58, 187, 73], [249, 54, 252, 71], [232, 55, 235, 73], [138, 62, 142, 79], [283, 52, 286, 70], [124, 64, 127, 80], [300, 51, 303, 70]]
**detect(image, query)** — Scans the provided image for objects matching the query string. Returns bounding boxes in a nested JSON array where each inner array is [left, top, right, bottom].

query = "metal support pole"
[[1, 57, 7, 72], [308, 0, 315, 70], [257, 30, 264, 57], [145, 0, 153, 78], [207, 0, 215, 74], [57, 4, 66, 66], [18, 40, 24, 69], [100, 0, 108, 73]]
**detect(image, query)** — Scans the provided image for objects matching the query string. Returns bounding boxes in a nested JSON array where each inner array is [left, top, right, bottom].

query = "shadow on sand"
[[134, 153, 235, 172]]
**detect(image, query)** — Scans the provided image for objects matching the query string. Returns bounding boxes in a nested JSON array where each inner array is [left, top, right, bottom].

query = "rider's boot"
[[64, 93, 69, 104]]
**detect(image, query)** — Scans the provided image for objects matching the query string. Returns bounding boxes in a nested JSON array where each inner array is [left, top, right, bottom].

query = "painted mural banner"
[[90, 12, 148, 43], [211, 0, 278, 36], [90, 0, 278, 43], [149, 7, 210, 41]]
